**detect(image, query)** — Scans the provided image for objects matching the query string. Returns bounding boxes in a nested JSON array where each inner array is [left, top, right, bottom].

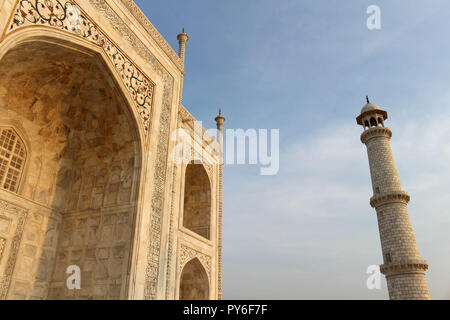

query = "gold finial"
[[182, 27, 185, 33]]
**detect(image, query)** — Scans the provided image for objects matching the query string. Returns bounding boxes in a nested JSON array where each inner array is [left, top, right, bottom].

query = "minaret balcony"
[[360, 126, 392, 144], [380, 260, 429, 276], [370, 191, 410, 208]]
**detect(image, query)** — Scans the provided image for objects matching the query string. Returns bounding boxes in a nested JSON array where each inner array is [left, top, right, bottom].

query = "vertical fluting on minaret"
[[177, 28, 189, 65], [357, 98, 430, 300]]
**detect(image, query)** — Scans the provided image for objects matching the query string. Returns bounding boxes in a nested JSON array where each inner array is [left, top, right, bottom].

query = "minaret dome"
[[357, 97, 388, 130]]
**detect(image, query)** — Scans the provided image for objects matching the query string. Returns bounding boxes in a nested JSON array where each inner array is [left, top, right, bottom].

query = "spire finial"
[[177, 28, 189, 63], [366, 95, 370, 104], [215, 108, 225, 122]]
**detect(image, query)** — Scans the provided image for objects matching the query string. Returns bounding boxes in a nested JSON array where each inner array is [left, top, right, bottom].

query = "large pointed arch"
[[0, 27, 149, 300], [2, 0, 155, 136], [0, 27, 150, 144], [179, 258, 209, 300]]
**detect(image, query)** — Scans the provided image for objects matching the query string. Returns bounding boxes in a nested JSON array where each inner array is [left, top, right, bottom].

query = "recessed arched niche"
[[183, 164, 211, 240], [0, 39, 142, 300], [179, 258, 209, 300]]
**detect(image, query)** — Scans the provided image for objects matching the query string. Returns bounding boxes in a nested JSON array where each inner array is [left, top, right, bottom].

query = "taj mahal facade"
[[0, 0, 433, 302], [0, 0, 223, 300]]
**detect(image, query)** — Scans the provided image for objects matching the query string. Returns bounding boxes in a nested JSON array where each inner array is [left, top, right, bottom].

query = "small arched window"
[[370, 117, 377, 127], [0, 127, 26, 193], [364, 120, 370, 128]]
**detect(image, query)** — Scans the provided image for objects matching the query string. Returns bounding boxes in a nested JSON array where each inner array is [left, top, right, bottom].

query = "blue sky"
[[135, 0, 450, 299]]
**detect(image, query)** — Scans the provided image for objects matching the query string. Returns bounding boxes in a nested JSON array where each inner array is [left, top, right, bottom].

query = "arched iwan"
[[0, 33, 144, 300]]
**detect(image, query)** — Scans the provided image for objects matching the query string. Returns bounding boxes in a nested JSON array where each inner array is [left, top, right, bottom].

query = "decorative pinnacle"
[[366, 95, 370, 104], [177, 27, 189, 42], [177, 28, 189, 63], [215, 108, 225, 123]]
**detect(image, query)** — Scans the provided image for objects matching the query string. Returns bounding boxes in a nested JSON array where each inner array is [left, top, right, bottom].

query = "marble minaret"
[[357, 97, 430, 300]]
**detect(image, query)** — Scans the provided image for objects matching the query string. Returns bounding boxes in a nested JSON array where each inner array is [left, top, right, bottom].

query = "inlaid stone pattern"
[[0, 199, 28, 300], [118, 0, 184, 71], [0, 237, 5, 262], [6, 0, 154, 134], [179, 245, 211, 278]]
